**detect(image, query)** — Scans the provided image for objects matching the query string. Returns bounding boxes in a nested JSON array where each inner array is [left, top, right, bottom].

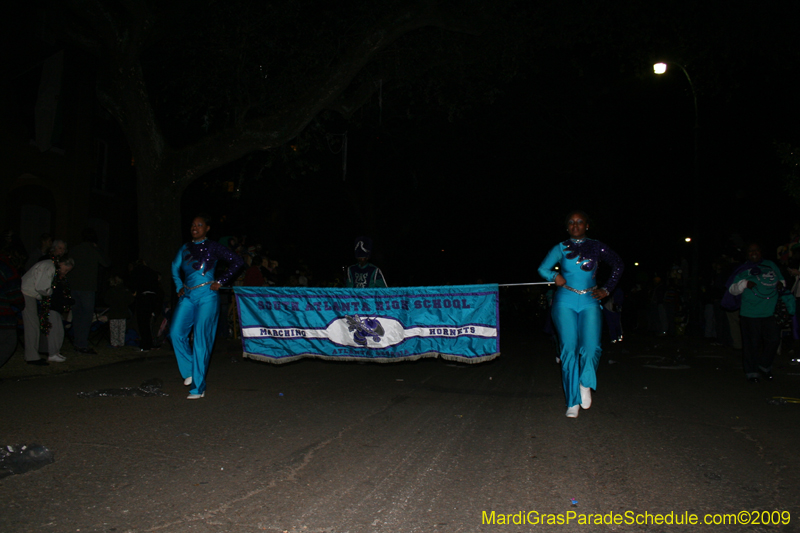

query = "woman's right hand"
[[554, 273, 566, 287], [178, 288, 185, 298]]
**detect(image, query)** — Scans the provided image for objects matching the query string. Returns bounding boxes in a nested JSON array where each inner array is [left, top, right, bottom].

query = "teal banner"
[[233, 285, 500, 364]]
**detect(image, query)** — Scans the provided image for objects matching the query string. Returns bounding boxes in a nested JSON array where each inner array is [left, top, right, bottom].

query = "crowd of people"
[[0, 220, 386, 397], [621, 236, 800, 384], [0, 228, 160, 368], [0, 224, 284, 369]]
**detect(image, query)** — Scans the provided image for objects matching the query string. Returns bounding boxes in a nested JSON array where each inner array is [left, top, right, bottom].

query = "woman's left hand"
[[211, 282, 221, 291], [592, 287, 609, 300]]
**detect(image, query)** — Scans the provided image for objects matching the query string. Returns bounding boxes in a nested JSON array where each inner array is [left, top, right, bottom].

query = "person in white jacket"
[[21, 257, 74, 364]]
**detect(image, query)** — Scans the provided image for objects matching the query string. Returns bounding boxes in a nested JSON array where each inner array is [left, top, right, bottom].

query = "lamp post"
[[654, 61, 700, 330]]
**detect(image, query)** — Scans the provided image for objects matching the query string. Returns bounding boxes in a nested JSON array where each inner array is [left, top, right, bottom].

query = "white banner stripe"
[[242, 325, 497, 340]]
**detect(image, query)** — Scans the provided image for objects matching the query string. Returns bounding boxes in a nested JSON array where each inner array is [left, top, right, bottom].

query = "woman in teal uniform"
[[538, 211, 623, 418], [171, 215, 243, 399]]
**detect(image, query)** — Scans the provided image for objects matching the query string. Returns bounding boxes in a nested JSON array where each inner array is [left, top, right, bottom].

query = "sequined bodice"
[[171, 239, 244, 292], [537, 238, 623, 293], [559, 239, 601, 290]]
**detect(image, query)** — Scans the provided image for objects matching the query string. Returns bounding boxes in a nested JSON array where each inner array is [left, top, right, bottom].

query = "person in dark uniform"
[[346, 236, 387, 289]]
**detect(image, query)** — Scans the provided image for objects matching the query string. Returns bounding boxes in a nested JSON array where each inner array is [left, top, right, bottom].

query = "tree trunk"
[[134, 157, 182, 298], [64, 0, 493, 295]]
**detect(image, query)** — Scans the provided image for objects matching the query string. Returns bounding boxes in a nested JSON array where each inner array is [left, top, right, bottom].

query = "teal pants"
[[552, 294, 602, 408], [171, 287, 219, 395]]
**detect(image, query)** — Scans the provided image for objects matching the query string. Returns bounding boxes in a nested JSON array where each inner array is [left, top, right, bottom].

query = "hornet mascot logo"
[[345, 315, 385, 346]]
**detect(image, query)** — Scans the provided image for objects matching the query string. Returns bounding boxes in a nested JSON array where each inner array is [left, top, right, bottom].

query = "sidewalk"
[[1, 334, 248, 381], [0, 341, 171, 381]]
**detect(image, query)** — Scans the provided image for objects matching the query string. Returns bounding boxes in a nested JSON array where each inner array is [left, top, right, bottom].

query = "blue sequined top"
[[537, 238, 624, 293], [171, 239, 244, 293]]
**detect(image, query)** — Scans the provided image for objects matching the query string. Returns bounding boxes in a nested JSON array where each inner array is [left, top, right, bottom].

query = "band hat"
[[354, 236, 373, 259]]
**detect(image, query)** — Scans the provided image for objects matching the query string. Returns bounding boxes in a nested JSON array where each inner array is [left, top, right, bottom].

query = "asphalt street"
[[2, 324, 800, 533]]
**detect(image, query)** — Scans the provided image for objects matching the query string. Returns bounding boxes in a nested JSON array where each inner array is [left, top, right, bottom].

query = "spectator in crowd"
[[69, 228, 110, 354], [45, 259, 75, 362], [264, 259, 279, 286], [707, 258, 733, 346], [297, 260, 311, 287], [21, 256, 74, 365], [778, 231, 800, 355], [105, 275, 134, 348], [603, 286, 624, 343], [128, 260, 162, 352], [46, 239, 67, 259], [727, 243, 787, 383], [663, 276, 683, 336], [1, 229, 16, 248], [647, 274, 668, 336], [24, 233, 52, 272], [243, 255, 266, 286]]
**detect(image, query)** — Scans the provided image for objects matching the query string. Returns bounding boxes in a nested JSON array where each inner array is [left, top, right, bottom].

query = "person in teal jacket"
[[728, 243, 785, 383], [538, 211, 623, 418], [170, 215, 243, 399]]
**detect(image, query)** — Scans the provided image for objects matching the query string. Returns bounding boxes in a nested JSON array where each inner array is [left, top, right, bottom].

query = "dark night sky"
[[5, 2, 796, 288], [186, 53, 798, 288], [91, 2, 795, 288]]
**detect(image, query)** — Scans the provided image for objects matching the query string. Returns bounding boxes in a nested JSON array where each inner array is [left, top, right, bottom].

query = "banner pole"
[[497, 282, 553, 287], [221, 282, 553, 289]]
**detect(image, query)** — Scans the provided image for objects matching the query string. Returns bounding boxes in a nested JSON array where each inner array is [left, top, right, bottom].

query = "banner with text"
[[233, 285, 500, 364]]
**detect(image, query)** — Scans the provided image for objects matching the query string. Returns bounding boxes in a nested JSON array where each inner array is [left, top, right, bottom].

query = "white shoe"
[[566, 405, 579, 418], [187, 392, 205, 400], [47, 354, 66, 363], [580, 385, 592, 409], [183, 376, 192, 386]]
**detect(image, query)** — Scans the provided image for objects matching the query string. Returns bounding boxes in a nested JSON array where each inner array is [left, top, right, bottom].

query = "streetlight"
[[653, 62, 698, 132], [654, 61, 701, 329]]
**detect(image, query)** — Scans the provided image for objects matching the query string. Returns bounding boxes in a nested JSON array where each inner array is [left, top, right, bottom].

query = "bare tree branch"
[[165, 1, 493, 190]]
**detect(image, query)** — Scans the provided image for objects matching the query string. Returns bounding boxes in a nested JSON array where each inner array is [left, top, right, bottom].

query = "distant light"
[[685, 237, 692, 243], [441, 249, 445, 252], [634, 262, 639, 266], [654, 62, 667, 74]]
